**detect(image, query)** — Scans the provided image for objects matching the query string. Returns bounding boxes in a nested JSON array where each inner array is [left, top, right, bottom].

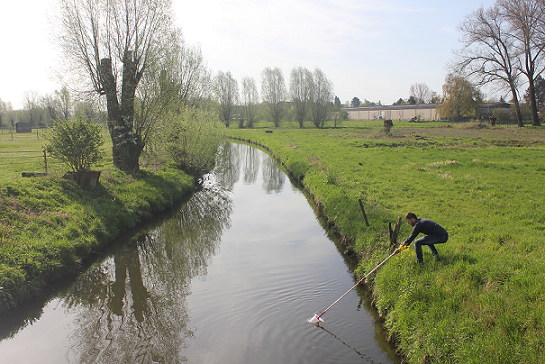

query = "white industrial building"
[[342, 104, 439, 121]]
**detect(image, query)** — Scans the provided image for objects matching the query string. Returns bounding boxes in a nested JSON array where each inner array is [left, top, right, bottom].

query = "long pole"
[[314, 250, 398, 321]]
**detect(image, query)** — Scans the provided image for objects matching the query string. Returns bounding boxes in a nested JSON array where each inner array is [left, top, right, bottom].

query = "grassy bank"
[[0, 130, 196, 311], [227, 121, 545, 364]]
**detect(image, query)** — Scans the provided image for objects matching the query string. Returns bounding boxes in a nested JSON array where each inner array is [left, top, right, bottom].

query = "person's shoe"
[[433, 255, 441, 262], [417, 259, 424, 265]]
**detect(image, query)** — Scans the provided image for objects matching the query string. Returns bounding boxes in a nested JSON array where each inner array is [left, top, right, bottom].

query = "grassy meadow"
[[0, 127, 196, 310], [227, 120, 545, 364]]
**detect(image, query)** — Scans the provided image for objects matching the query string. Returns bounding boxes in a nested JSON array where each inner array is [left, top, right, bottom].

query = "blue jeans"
[[414, 233, 448, 263]]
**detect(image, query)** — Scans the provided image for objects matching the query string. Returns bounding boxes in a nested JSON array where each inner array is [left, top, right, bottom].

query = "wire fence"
[[0, 150, 67, 177]]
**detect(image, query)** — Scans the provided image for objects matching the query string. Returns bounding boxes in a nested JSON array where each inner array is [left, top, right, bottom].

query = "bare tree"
[[56, 0, 177, 171], [24, 91, 43, 127], [178, 44, 212, 107], [409, 83, 434, 104], [56, 86, 71, 120], [498, 0, 545, 126], [41, 93, 61, 124], [0, 99, 6, 129], [289, 66, 313, 128], [0, 99, 15, 128], [261, 67, 286, 127], [214, 71, 238, 127], [454, 5, 524, 126], [133, 31, 211, 148], [311, 68, 333, 128], [241, 76, 259, 128]]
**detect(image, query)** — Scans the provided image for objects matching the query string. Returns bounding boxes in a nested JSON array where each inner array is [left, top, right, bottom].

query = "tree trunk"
[[510, 85, 524, 127], [527, 80, 541, 126], [99, 56, 144, 172]]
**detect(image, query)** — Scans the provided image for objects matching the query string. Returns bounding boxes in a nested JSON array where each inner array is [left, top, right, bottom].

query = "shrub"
[[153, 107, 224, 174], [46, 117, 104, 172]]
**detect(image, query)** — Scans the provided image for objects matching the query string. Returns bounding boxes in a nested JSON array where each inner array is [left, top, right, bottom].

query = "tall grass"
[[227, 123, 545, 363]]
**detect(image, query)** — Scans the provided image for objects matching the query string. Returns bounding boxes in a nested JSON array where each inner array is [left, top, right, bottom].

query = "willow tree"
[[241, 76, 259, 128], [439, 74, 483, 121], [289, 66, 313, 128], [56, 0, 176, 171], [213, 71, 239, 128], [310, 68, 333, 128], [261, 67, 286, 127]]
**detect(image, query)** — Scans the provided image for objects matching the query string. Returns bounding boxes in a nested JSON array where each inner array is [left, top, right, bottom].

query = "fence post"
[[358, 199, 370, 226], [44, 149, 48, 175]]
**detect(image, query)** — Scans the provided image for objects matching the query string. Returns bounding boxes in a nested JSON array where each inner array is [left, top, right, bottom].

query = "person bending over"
[[395, 212, 448, 264]]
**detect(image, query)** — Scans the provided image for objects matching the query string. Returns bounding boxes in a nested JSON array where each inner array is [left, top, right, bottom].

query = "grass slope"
[[227, 121, 545, 364], [0, 129, 196, 310]]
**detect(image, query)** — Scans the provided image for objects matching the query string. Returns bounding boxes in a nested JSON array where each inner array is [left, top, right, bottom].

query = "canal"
[[0, 142, 401, 363]]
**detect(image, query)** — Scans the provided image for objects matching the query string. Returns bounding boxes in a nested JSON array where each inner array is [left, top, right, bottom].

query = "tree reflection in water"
[[62, 172, 233, 363], [262, 153, 285, 194], [241, 143, 260, 185], [212, 142, 241, 191]]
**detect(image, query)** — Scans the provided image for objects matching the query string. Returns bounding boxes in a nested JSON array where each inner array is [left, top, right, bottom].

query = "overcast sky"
[[1, 0, 497, 109]]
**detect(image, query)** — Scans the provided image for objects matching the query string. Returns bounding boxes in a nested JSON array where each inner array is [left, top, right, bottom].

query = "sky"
[[0, 0, 498, 109]]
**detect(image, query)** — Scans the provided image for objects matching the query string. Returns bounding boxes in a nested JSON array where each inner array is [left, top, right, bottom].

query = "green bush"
[[152, 107, 225, 175], [46, 117, 104, 172]]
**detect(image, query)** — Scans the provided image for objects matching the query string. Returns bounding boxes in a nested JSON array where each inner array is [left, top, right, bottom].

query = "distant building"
[[342, 103, 511, 121], [342, 104, 439, 121], [15, 122, 32, 133]]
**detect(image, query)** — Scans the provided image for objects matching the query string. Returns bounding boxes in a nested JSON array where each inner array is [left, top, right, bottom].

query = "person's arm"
[[402, 223, 421, 246]]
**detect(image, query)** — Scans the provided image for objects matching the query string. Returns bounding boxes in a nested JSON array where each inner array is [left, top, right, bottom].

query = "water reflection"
[[262, 153, 285, 193], [59, 179, 233, 363], [242, 143, 260, 185], [212, 143, 241, 191]]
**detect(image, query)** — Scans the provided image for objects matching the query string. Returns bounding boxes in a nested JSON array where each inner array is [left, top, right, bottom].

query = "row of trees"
[[0, 89, 105, 129], [454, 0, 545, 127], [213, 66, 335, 129], [54, 0, 339, 173]]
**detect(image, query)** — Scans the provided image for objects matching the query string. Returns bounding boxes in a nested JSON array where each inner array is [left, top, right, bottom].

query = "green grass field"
[[227, 120, 545, 364], [0, 127, 113, 181]]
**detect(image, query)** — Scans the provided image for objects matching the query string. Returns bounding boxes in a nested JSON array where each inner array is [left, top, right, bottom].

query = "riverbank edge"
[[228, 136, 404, 355], [0, 167, 198, 312]]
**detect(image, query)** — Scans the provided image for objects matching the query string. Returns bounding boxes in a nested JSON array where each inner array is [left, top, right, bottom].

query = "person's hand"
[[395, 245, 409, 255]]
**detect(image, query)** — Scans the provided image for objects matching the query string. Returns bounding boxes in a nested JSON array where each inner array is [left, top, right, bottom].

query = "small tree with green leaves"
[[47, 117, 104, 173]]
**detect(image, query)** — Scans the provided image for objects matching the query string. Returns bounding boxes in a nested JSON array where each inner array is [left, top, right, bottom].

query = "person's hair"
[[405, 212, 417, 220]]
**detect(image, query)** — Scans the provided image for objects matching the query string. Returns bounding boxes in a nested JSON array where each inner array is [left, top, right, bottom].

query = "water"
[[0, 143, 400, 364]]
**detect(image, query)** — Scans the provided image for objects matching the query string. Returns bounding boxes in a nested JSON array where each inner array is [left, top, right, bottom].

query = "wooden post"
[[358, 199, 370, 226], [393, 216, 402, 243], [44, 149, 48, 175], [389, 222, 393, 246], [389, 216, 402, 248]]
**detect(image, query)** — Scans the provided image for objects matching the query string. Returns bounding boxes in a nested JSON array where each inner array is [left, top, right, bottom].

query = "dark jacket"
[[405, 218, 448, 245]]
